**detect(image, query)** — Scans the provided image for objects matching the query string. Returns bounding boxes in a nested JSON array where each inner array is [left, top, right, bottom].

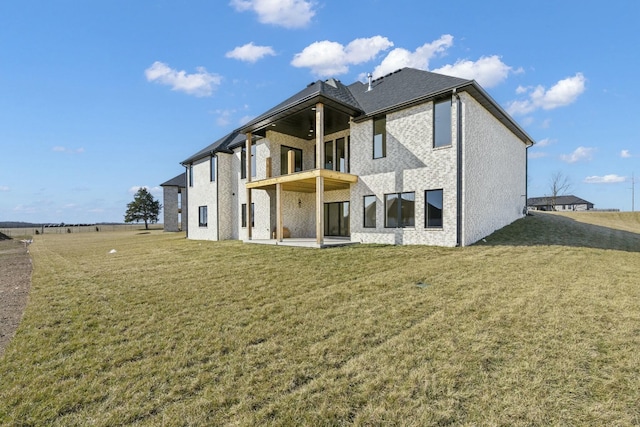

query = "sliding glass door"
[[324, 202, 350, 237]]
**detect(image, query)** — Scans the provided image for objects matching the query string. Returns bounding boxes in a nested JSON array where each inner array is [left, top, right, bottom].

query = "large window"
[[363, 195, 376, 228], [198, 206, 207, 227], [434, 99, 452, 148], [385, 192, 415, 228], [425, 189, 443, 228], [280, 146, 302, 175], [210, 155, 216, 182], [241, 144, 256, 179], [373, 116, 386, 159], [241, 203, 255, 228]]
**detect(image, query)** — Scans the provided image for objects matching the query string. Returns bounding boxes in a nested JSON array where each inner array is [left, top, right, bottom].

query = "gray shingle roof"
[[349, 68, 471, 116], [182, 67, 534, 163], [161, 172, 186, 187]]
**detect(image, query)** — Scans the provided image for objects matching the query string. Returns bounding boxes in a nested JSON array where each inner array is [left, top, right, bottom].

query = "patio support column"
[[246, 132, 252, 240], [276, 183, 283, 242], [315, 102, 325, 245]]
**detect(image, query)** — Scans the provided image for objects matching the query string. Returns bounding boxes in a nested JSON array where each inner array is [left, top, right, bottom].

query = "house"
[[179, 67, 534, 247], [160, 173, 187, 232], [527, 195, 594, 212]]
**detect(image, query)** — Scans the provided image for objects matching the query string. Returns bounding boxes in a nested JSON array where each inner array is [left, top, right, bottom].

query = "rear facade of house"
[[181, 68, 534, 247]]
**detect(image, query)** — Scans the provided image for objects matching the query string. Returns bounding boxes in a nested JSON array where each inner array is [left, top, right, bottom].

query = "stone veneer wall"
[[461, 92, 527, 245], [350, 100, 459, 246], [163, 186, 180, 232]]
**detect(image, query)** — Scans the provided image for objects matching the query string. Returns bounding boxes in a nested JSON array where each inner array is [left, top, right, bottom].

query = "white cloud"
[[239, 115, 254, 125], [129, 185, 148, 194], [372, 34, 453, 78], [507, 73, 586, 115], [536, 137, 555, 147], [226, 42, 276, 63], [145, 61, 221, 97], [0, 185, 9, 192], [52, 146, 84, 154], [584, 174, 626, 184], [621, 149, 632, 158], [560, 146, 595, 163], [292, 36, 393, 77], [528, 152, 548, 159], [432, 55, 512, 88], [230, 0, 316, 28], [129, 186, 162, 197]]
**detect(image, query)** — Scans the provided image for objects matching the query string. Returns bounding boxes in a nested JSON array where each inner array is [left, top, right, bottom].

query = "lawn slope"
[[1, 214, 639, 425]]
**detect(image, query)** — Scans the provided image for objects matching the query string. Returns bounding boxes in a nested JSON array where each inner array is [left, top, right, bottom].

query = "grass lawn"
[[1, 212, 639, 425]]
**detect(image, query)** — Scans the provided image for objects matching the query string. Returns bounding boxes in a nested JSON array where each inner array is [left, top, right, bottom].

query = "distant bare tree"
[[548, 171, 572, 211]]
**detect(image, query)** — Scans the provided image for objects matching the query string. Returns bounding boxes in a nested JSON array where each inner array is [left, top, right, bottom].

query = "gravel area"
[[0, 239, 32, 356]]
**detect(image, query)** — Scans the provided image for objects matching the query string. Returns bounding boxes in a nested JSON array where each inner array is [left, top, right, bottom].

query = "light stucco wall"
[[350, 101, 459, 246], [461, 92, 527, 246], [186, 156, 218, 241]]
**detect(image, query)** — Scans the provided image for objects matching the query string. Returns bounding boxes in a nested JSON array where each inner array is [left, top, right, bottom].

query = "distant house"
[[527, 195, 594, 212], [175, 67, 534, 247], [160, 173, 187, 232]]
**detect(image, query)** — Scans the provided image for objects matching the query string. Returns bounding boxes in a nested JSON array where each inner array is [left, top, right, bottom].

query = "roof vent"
[[367, 73, 373, 91]]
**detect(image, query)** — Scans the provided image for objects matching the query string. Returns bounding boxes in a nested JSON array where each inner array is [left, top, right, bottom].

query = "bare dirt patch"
[[0, 239, 32, 356]]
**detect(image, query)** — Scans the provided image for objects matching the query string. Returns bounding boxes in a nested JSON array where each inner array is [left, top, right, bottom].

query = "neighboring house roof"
[[527, 195, 594, 206], [183, 67, 535, 163], [161, 172, 186, 188]]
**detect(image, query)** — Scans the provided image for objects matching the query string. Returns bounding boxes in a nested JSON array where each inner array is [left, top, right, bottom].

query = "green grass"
[[1, 212, 639, 425]]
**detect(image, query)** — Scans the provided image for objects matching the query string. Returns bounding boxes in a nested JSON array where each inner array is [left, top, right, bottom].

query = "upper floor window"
[[280, 146, 302, 175], [198, 206, 208, 227], [210, 155, 216, 182], [188, 165, 193, 187], [363, 195, 376, 228], [385, 192, 415, 228], [241, 144, 256, 179], [373, 116, 386, 159], [425, 189, 443, 228], [434, 99, 452, 148]]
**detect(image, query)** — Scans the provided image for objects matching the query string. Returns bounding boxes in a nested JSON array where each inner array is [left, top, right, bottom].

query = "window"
[[324, 140, 334, 170], [241, 203, 255, 228], [280, 146, 302, 175], [198, 206, 207, 227], [434, 99, 452, 148], [188, 165, 193, 187], [241, 144, 256, 179], [385, 192, 415, 228], [336, 137, 347, 172], [363, 195, 376, 228], [210, 155, 216, 182], [373, 116, 386, 158], [425, 189, 443, 228]]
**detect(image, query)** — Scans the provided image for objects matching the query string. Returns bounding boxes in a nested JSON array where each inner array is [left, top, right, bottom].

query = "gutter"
[[453, 89, 463, 247]]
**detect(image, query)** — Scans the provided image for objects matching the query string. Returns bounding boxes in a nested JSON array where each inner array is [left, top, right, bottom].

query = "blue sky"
[[1, 1, 638, 223]]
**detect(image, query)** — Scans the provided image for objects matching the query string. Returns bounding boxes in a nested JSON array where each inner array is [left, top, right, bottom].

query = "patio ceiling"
[[246, 169, 358, 193], [248, 98, 356, 141]]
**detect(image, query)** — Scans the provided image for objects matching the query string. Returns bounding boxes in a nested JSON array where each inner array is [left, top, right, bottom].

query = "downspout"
[[453, 89, 463, 247], [215, 154, 220, 240], [184, 165, 189, 239]]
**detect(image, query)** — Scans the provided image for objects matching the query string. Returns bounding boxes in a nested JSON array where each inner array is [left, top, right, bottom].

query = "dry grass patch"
[[1, 214, 639, 425]]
